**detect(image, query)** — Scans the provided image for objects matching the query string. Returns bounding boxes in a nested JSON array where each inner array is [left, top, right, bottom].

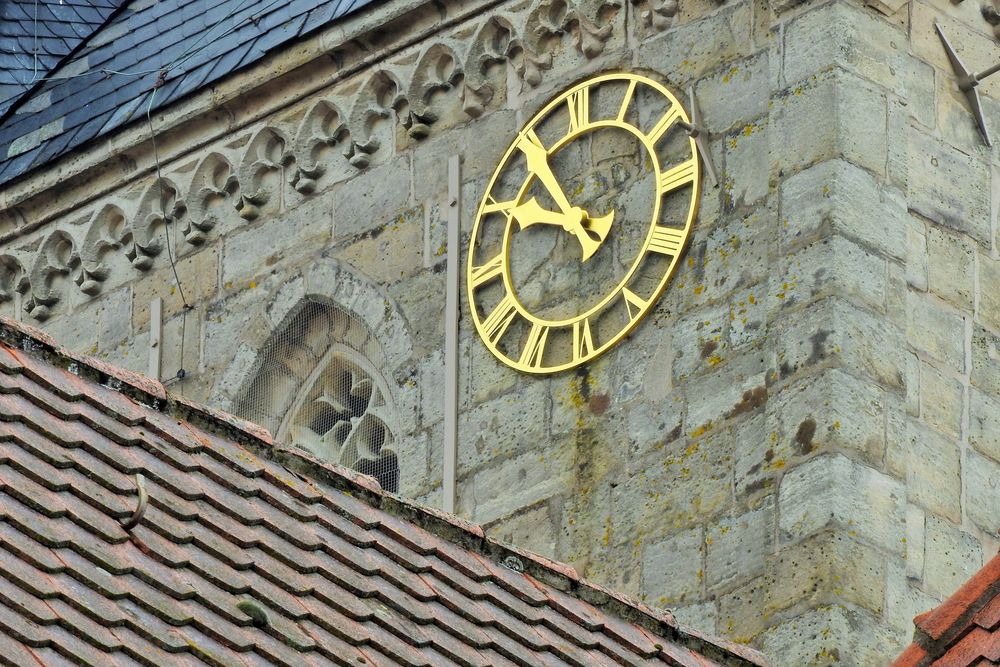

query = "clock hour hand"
[[511, 197, 614, 262]]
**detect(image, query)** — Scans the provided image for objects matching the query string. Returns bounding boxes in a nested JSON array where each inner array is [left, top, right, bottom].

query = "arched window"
[[230, 298, 400, 492]]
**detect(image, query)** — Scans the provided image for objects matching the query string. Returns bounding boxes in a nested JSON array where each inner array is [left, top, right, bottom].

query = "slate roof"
[[0, 0, 125, 117], [894, 553, 1000, 667], [0, 315, 767, 667], [0, 0, 375, 187]]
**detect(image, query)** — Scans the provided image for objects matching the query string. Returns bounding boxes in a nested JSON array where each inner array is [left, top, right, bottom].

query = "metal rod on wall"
[[443, 155, 461, 514]]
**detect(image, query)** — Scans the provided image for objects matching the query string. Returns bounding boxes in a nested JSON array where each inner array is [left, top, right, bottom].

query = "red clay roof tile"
[[895, 553, 1000, 667], [0, 317, 767, 666]]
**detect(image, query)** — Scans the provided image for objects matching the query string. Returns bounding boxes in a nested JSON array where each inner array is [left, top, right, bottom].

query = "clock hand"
[[516, 131, 575, 215], [510, 197, 614, 262]]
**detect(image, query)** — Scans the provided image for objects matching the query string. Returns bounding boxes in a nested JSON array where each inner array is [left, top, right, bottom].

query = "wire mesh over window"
[[230, 299, 400, 493]]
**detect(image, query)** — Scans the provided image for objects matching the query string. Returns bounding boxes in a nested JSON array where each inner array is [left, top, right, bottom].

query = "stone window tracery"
[[231, 299, 400, 493]]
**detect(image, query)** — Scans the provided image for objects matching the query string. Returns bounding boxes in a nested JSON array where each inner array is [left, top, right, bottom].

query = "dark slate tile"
[[29, 123, 82, 167], [47, 3, 82, 23], [44, 19, 81, 39], [202, 39, 253, 82], [0, 148, 37, 181]]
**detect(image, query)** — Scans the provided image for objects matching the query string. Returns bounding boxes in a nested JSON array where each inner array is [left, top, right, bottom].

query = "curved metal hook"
[[121, 473, 148, 531]]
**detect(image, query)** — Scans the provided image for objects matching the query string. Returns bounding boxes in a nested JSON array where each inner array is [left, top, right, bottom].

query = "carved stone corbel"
[[186, 153, 239, 238], [291, 101, 347, 193]]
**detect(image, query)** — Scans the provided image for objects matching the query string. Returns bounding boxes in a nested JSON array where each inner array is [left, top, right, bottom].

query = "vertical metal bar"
[[443, 155, 461, 514], [148, 297, 162, 380]]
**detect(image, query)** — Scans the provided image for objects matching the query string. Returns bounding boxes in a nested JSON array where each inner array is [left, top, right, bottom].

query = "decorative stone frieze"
[[0, 0, 628, 323]]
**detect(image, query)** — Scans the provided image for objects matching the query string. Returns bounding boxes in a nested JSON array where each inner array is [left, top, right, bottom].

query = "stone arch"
[[215, 260, 421, 495]]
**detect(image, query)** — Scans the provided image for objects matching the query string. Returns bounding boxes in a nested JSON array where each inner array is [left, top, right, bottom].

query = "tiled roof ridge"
[[0, 315, 767, 666], [893, 552, 1000, 666], [0, 0, 132, 129]]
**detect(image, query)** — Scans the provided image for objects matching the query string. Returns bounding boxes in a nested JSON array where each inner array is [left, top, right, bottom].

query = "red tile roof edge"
[[0, 316, 768, 666], [892, 552, 1000, 666]]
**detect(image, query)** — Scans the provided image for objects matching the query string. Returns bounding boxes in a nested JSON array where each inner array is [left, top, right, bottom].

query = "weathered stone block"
[[970, 388, 1000, 462], [779, 453, 904, 554], [886, 561, 938, 638], [965, 449, 1000, 536], [635, 2, 753, 84], [926, 226, 974, 312], [905, 503, 926, 580], [767, 368, 886, 466], [486, 503, 557, 561], [971, 325, 1000, 399], [919, 361, 963, 439], [732, 413, 773, 500], [221, 207, 329, 288], [759, 604, 903, 667], [906, 216, 928, 291], [411, 110, 518, 201], [770, 69, 887, 179], [684, 350, 768, 433], [695, 53, 769, 134], [610, 427, 733, 543], [769, 235, 887, 317], [783, 2, 934, 127], [469, 445, 572, 525], [719, 532, 887, 640], [671, 302, 730, 381], [334, 206, 425, 286], [160, 308, 201, 383], [457, 380, 548, 473], [906, 418, 962, 523], [906, 291, 965, 372], [332, 157, 411, 240], [722, 122, 768, 209], [781, 159, 906, 259], [904, 128, 991, 246], [133, 244, 219, 331], [978, 254, 1000, 333], [923, 514, 982, 598], [773, 297, 904, 390], [706, 496, 774, 591], [642, 526, 703, 606]]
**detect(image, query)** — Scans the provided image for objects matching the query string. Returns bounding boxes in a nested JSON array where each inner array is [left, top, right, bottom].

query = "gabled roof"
[[894, 553, 1000, 667], [0, 0, 375, 187], [0, 0, 125, 117], [0, 316, 767, 667]]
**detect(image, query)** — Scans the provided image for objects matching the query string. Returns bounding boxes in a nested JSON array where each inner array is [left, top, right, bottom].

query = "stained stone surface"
[[0, 0, 998, 664]]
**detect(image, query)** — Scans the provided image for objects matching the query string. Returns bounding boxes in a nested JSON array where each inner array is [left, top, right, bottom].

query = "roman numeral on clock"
[[567, 88, 590, 134], [647, 106, 682, 145], [617, 80, 637, 122], [658, 158, 697, 194], [622, 287, 649, 321], [519, 322, 549, 368], [573, 318, 595, 361], [648, 226, 686, 255], [483, 195, 517, 218], [470, 254, 504, 288], [481, 294, 518, 344]]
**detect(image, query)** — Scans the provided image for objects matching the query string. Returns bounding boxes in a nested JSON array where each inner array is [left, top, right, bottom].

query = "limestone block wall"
[[0, 0, 998, 663]]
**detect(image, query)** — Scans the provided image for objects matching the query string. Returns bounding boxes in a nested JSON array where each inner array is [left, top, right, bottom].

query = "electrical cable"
[[145, 84, 193, 385]]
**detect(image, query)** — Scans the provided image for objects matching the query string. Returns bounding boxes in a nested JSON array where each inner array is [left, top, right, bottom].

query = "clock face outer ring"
[[467, 72, 701, 374]]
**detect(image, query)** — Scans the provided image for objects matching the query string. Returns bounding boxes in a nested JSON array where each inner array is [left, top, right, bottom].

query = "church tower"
[[0, 0, 997, 663]]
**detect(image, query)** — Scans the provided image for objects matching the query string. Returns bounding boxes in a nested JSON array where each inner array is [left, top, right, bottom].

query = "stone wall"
[[1, 0, 999, 663]]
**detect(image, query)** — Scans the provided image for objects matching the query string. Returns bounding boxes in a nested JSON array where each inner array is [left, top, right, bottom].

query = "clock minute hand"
[[516, 132, 574, 214]]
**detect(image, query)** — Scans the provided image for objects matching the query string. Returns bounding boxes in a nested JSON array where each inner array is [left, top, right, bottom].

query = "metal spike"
[[935, 22, 993, 146], [677, 86, 719, 187]]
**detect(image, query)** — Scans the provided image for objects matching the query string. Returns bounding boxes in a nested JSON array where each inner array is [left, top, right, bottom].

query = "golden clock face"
[[467, 72, 701, 374]]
